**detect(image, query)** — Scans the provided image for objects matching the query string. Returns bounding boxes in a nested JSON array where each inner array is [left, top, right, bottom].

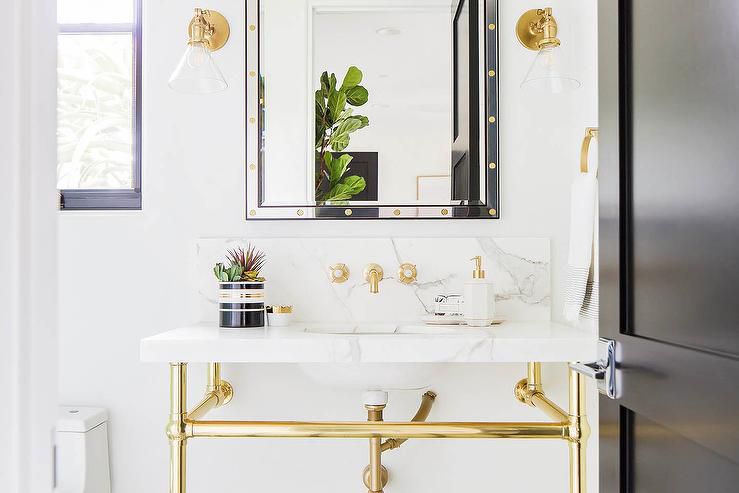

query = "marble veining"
[[195, 237, 550, 324]]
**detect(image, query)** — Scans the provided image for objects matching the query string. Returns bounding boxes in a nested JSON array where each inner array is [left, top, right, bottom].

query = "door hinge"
[[569, 338, 618, 399]]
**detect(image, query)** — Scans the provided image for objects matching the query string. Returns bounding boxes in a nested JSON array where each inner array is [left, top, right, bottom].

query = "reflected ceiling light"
[[169, 8, 231, 94], [516, 8, 581, 94], [375, 27, 401, 36]]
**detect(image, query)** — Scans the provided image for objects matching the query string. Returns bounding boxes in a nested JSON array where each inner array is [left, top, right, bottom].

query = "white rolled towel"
[[564, 172, 599, 324]]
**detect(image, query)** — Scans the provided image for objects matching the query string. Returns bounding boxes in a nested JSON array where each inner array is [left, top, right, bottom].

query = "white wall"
[[58, 0, 598, 492], [1, 0, 58, 491]]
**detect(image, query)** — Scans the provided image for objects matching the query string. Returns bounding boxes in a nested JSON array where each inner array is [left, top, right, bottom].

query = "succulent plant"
[[213, 244, 266, 282]]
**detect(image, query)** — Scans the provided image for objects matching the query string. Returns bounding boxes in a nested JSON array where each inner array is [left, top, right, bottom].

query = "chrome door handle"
[[569, 338, 618, 399]]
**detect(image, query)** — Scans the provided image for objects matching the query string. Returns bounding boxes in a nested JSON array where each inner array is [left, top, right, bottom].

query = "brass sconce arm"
[[516, 7, 562, 51], [186, 8, 230, 51]]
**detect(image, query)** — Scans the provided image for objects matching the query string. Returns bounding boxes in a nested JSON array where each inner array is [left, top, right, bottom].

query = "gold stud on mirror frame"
[[344, 209, 353, 216], [393, 209, 401, 216], [489, 208, 497, 216], [488, 23, 496, 30], [398, 263, 418, 285], [488, 70, 496, 77], [441, 208, 449, 216], [249, 24, 256, 31], [249, 209, 256, 216], [489, 162, 496, 169], [297, 209, 304, 216], [249, 117, 256, 124], [329, 263, 350, 283], [249, 71, 256, 77], [489, 116, 496, 123], [249, 164, 256, 171]]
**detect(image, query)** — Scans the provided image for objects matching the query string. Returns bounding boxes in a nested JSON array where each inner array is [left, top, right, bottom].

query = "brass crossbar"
[[166, 362, 588, 493], [187, 420, 568, 440]]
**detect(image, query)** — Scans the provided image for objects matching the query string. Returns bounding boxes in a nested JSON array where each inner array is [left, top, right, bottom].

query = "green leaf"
[[324, 175, 366, 201], [328, 153, 353, 186], [335, 117, 363, 136], [346, 85, 369, 106], [329, 132, 350, 152], [339, 66, 363, 92], [320, 72, 330, 98], [328, 91, 347, 122], [340, 175, 366, 194]]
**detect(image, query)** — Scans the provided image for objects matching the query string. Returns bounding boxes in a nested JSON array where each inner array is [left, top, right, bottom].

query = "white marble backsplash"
[[194, 237, 550, 323]]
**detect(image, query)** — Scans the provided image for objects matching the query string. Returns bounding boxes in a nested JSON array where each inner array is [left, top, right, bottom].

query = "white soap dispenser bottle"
[[463, 256, 495, 327]]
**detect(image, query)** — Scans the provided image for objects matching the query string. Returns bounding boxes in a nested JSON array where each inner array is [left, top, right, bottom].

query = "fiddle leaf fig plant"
[[315, 66, 369, 203]]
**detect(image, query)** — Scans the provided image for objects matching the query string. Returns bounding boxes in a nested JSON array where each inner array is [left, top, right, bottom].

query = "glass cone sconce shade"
[[169, 41, 227, 94], [521, 46, 581, 94], [168, 9, 231, 94], [516, 8, 581, 94]]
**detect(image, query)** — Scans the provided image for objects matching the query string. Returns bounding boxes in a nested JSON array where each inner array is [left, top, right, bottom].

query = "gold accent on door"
[[488, 23, 496, 30], [296, 209, 304, 216], [488, 116, 496, 123], [249, 210, 256, 216], [489, 162, 496, 169], [489, 208, 497, 216], [344, 208, 353, 216], [329, 263, 350, 283], [441, 208, 449, 216], [397, 263, 417, 284], [393, 209, 401, 216], [488, 70, 496, 77]]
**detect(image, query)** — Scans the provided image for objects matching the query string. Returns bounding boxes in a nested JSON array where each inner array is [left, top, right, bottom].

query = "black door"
[[599, 0, 739, 491]]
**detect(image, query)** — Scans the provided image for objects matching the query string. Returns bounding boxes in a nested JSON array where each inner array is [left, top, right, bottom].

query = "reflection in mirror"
[[258, 0, 488, 209]]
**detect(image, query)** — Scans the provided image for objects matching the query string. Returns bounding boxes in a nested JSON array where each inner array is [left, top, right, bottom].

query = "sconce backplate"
[[189, 9, 230, 51], [516, 8, 551, 51]]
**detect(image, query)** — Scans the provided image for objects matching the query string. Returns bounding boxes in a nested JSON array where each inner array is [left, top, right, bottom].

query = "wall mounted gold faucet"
[[364, 264, 384, 294]]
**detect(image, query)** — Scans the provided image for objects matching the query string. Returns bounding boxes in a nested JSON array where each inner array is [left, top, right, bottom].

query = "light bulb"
[[185, 42, 209, 68]]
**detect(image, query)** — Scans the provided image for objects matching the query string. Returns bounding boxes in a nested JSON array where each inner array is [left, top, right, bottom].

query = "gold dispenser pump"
[[471, 255, 486, 279], [166, 362, 589, 493]]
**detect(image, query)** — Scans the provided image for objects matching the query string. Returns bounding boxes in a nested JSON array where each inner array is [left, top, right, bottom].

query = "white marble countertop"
[[140, 322, 597, 363]]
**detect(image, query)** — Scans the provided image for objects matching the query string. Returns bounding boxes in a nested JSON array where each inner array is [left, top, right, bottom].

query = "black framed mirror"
[[246, 0, 498, 219]]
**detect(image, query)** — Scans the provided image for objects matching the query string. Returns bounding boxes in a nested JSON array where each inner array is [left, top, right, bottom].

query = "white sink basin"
[[299, 362, 438, 391], [297, 324, 463, 391]]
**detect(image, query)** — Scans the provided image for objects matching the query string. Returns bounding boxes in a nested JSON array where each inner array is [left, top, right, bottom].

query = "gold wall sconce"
[[516, 8, 580, 93], [169, 8, 231, 94]]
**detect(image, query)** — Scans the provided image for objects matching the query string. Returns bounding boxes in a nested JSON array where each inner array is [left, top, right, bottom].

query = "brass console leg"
[[567, 366, 589, 493], [167, 363, 188, 493], [366, 404, 385, 493]]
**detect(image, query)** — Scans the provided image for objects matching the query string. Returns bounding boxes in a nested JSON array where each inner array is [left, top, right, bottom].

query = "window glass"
[[57, 0, 133, 24], [57, 33, 134, 189]]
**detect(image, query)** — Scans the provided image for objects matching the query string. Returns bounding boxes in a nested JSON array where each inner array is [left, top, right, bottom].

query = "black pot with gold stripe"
[[218, 281, 265, 328]]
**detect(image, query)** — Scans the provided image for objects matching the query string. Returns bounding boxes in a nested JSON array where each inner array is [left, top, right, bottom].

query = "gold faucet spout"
[[364, 264, 384, 294]]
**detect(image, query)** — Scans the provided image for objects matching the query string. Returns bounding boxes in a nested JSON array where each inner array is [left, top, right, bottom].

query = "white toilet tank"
[[55, 406, 111, 493]]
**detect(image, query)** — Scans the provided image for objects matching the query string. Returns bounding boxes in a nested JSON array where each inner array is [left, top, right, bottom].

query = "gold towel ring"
[[580, 127, 599, 174]]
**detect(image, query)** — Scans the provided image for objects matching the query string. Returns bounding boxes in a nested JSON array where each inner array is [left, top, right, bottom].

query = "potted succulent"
[[213, 244, 266, 328]]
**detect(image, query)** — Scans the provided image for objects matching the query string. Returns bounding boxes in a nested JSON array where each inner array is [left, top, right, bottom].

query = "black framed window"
[[57, 0, 142, 210]]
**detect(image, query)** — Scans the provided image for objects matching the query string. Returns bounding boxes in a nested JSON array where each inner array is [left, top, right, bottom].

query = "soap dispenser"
[[463, 256, 495, 327]]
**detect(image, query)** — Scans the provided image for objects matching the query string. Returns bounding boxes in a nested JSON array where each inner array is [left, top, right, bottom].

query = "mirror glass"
[[251, 0, 497, 217]]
